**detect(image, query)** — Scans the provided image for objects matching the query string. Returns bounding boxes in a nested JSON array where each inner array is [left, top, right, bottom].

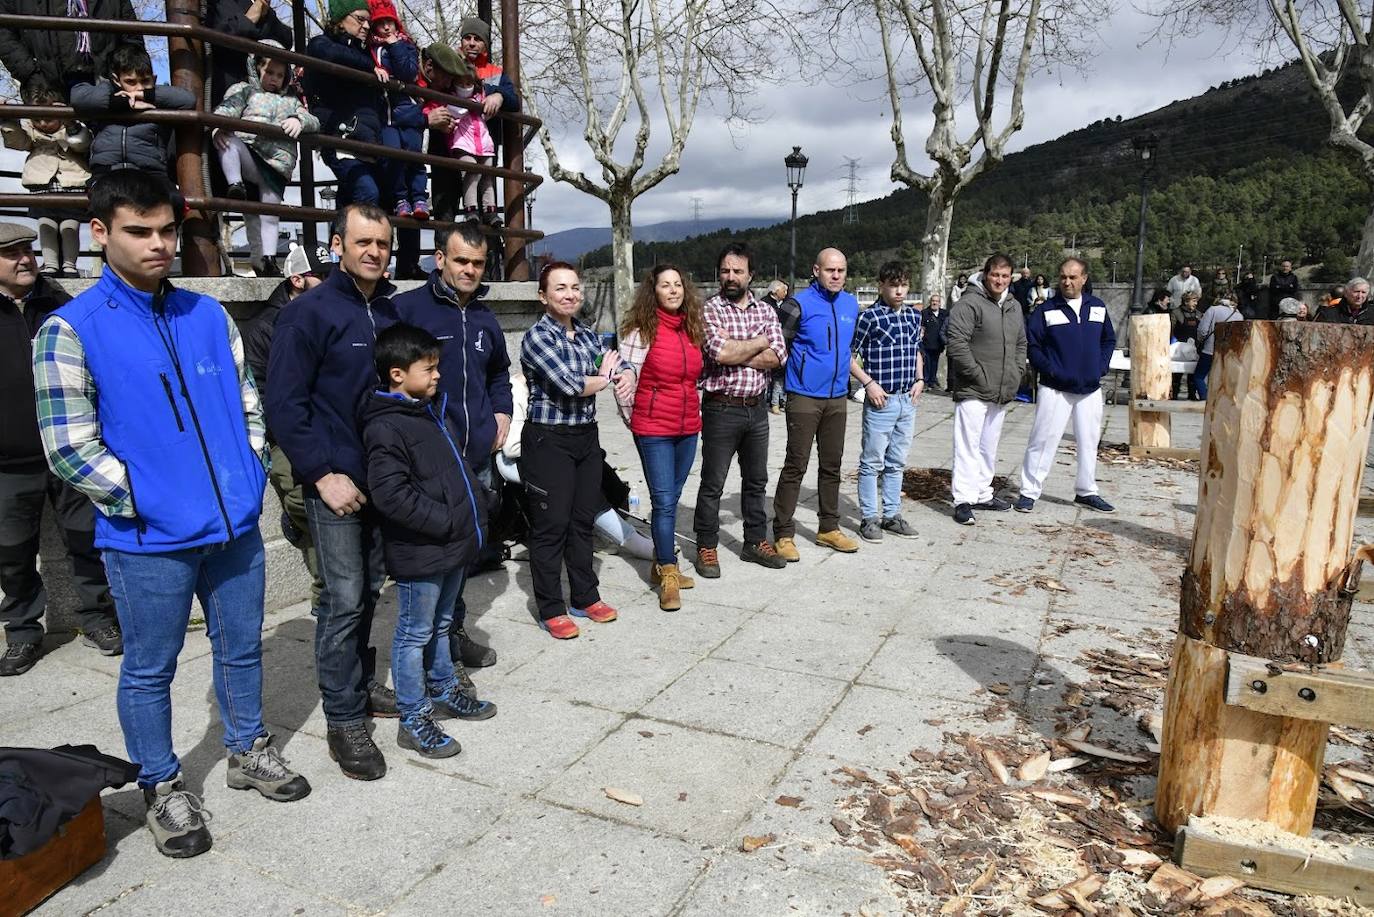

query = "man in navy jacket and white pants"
[[1015, 258, 1117, 514]]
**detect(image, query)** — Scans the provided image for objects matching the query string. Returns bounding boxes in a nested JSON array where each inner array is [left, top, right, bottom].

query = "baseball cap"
[[283, 242, 332, 279]]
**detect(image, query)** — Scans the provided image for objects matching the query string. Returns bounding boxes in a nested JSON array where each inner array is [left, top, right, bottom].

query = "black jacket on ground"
[[361, 391, 487, 580], [205, 0, 292, 107], [0, 744, 138, 859], [0, 276, 69, 470], [0, 0, 143, 100], [242, 278, 292, 410]]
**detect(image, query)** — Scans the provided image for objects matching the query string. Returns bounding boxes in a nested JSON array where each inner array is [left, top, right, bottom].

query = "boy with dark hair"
[[70, 45, 195, 177], [361, 323, 492, 759], [850, 260, 923, 542]]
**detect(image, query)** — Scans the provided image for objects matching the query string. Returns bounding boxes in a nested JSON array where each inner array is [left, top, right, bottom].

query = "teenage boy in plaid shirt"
[[850, 260, 924, 542], [692, 242, 788, 578]]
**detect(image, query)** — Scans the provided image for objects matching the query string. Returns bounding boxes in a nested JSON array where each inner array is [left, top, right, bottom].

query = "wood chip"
[[1033, 576, 1072, 593], [983, 747, 1011, 785], [1063, 723, 1092, 742], [987, 682, 1011, 695], [1146, 862, 1202, 908], [1017, 750, 1051, 782], [1326, 767, 1364, 803], [1061, 738, 1149, 763], [1031, 788, 1090, 807], [1119, 849, 1163, 868], [1139, 711, 1164, 744], [830, 815, 853, 837], [602, 786, 643, 806], [1047, 756, 1090, 772], [740, 833, 775, 853], [1336, 766, 1374, 787], [1197, 875, 1245, 901], [775, 795, 802, 807]]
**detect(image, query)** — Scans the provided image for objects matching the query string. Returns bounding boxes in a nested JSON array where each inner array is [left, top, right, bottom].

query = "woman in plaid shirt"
[[518, 262, 632, 639]]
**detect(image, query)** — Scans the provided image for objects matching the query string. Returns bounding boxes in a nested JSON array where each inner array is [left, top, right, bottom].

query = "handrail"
[[0, 14, 541, 129], [0, 106, 544, 187]]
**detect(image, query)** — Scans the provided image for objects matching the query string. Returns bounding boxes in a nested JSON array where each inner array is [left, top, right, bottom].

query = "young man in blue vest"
[[1015, 257, 1117, 513], [772, 247, 862, 559], [33, 170, 310, 860]]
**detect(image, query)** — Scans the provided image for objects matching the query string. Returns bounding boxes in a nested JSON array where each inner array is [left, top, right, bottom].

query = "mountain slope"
[[539, 218, 775, 261]]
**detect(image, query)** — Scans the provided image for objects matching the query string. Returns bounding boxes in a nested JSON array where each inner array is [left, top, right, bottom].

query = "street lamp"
[[1130, 133, 1159, 315], [785, 145, 808, 286]]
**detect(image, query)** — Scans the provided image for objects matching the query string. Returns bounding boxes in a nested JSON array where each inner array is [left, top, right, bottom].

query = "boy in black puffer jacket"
[[361, 323, 494, 761], [70, 45, 194, 178]]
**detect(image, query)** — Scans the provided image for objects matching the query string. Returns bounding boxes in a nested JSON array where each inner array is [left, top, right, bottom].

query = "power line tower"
[[842, 158, 861, 225], [690, 197, 704, 224]]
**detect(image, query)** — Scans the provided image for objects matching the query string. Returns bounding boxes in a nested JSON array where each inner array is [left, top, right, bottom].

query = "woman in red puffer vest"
[[616, 264, 705, 611]]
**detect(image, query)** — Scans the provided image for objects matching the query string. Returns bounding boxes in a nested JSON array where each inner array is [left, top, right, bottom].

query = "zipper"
[[160, 373, 185, 432], [459, 306, 471, 452], [828, 299, 840, 397], [677, 327, 689, 430], [428, 403, 484, 551], [648, 388, 657, 417]]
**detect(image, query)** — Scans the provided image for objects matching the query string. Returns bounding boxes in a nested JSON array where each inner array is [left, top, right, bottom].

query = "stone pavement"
[[9, 388, 1374, 916]]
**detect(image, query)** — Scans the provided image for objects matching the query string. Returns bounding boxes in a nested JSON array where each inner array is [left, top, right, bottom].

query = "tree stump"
[[1156, 321, 1374, 834], [1129, 314, 1172, 453]]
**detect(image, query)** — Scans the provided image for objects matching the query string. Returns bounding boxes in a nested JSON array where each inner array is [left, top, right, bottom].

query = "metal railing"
[[0, 7, 543, 278]]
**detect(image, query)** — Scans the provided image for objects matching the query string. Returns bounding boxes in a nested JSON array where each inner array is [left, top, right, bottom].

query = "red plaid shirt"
[[701, 292, 787, 397]]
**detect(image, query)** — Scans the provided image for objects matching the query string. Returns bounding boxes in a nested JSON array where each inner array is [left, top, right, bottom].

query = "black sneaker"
[[741, 540, 787, 569], [397, 712, 460, 759], [280, 510, 305, 548], [366, 679, 400, 718], [975, 496, 1013, 512], [226, 182, 248, 199], [1075, 494, 1116, 514], [326, 723, 387, 780], [454, 627, 496, 668], [227, 735, 311, 801], [881, 516, 918, 538], [143, 773, 212, 858], [432, 684, 497, 721], [0, 641, 40, 676], [953, 503, 976, 526], [1014, 495, 1035, 513], [859, 518, 883, 542], [82, 624, 123, 656]]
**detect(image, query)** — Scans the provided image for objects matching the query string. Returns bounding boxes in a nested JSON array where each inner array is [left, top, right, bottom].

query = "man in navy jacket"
[[1015, 258, 1116, 514], [266, 203, 399, 782], [394, 221, 511, 668]]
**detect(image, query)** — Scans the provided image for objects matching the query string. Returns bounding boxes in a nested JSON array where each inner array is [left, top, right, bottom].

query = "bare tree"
[[519, 0, 796, 315], [1152, 0, 1374, 276]]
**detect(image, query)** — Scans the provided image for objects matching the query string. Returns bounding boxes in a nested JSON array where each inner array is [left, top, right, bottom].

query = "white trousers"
[[951, 400, 1007, 506], [1018, 385, 1103, 500]]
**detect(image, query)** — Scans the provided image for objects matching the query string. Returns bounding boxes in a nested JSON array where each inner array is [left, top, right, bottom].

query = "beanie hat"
[[328, 0, 369, 25], [367, 0, 400, 27], [459, 17, 491, 44]]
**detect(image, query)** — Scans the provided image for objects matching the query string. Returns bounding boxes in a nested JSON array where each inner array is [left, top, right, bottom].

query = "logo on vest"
[[195, 358, 223, 376]]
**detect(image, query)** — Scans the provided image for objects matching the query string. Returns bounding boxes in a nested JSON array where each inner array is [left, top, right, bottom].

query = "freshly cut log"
[[1156, 320, 1374, 835], [1129, 314, 1173, 453]]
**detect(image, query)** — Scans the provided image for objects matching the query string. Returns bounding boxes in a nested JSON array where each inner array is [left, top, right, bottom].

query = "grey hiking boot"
[[859, 517, 883, 542], [82, 623, 123, 656], [881, 516, 918, 538], [227, 735, 312, 802], [143, 773, 212, 858]]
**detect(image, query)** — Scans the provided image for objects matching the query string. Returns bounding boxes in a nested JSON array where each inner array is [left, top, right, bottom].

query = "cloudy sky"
[[525, 6, 1268, 236]]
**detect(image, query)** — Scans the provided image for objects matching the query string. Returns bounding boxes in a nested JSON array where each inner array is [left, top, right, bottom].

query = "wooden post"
[[1156, 320, 1374, 835], [166, 0, 220, 276], [1128, 313, 1172, 454]]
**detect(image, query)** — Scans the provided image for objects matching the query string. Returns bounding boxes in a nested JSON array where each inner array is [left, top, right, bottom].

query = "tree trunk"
[[609, 192, 635, 327], [1129, 314, 1172, 452], [919, 182, 955, 302], [1357, 196, 1374, 280], [1156, 320, 1374, 835]]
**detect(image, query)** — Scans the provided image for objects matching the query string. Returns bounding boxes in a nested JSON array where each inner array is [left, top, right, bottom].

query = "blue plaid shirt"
[[520, 313, 602, 426], [852, 301, 923, 394]]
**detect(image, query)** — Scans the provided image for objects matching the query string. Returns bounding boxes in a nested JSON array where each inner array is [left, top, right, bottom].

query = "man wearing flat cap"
[[0, 222, 120, 676]]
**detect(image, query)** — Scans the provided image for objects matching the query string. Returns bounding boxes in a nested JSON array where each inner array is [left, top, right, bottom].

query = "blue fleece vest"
[[784, 282, 860, 398], [57, 271, 266, 553], [1025, 293, 1115, 395]]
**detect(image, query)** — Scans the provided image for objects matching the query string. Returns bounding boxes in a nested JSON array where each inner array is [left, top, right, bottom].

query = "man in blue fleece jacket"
[[265, 203, 399, 781], [1015, 258, 1117, 514]]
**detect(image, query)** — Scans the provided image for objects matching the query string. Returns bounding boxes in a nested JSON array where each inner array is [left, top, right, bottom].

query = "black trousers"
[[694, 399, 770, 548], [0, 466, 115, 643], [522, 422, 602, 620]]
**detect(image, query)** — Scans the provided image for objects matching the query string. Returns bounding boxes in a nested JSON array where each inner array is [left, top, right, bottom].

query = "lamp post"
[[785, 146, 808, 286], [525, 186, 536, 264], [1130, 133, 1159, 315]]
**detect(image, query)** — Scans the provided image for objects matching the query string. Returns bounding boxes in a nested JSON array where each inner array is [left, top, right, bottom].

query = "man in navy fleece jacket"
[[1014, 258, 1117, 514]]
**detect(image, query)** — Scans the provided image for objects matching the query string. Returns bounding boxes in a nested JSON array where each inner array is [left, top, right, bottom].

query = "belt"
[[703, 392, 762, 407]]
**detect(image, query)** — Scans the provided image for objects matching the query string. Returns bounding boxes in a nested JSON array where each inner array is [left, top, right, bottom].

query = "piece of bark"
[[1061, 738, 1149, 764], [830, 816, 852, 837], [603, 787, 643, 806], [740, 833, 775, 853], [1018, 751, 1051, 782]]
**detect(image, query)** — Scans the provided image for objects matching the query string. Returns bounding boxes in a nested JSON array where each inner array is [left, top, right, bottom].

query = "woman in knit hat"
[[303, 0, 387, 206]]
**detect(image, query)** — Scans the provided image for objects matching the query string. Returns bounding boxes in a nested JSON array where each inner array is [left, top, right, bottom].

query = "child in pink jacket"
[[446, 69, 499, 225]]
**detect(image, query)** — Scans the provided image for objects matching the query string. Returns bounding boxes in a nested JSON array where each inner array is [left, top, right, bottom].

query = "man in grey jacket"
[[945, 253, 1026, 526]]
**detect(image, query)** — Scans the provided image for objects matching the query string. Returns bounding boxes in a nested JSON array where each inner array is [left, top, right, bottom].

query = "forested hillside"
[[581, 61, 1368, 288]]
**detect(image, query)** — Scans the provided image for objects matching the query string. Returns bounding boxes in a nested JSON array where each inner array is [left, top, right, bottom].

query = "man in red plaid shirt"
[[692, 242, 789, 579]]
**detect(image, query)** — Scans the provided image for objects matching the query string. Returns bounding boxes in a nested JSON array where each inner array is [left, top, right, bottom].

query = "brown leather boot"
[[655, 563, 683, 611], [652, 562, 694, 589]]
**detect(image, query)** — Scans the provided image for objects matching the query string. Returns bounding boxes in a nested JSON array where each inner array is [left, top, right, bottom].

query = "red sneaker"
[[412, 199, 431, 220], [570, 601, 617, 623], [540, 615, 580, 639]]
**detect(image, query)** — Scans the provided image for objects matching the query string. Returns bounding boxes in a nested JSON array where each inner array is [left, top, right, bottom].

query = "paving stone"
[[537, 719, 792, 845], [858, 631, 1039, 706], [711, 611, 889, 682], [94, 850, 350, 916], [675, 853, 895, 917], [805, 685, 994, 765], [498, 635, 701, 715], [640, 657, 848, 749]]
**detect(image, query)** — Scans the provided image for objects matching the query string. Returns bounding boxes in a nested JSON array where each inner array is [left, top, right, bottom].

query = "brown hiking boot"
[[652, 562, 694, 589], [695, 546, 721, 579], [775, 537, 801, 563], [655, 563, 683, 611], [816, 529, 860, 553]]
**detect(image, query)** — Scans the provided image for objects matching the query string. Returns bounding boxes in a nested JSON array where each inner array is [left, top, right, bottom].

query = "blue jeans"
[[451, 455, 494, 631], [857, 392, 917, 520], [323, 151, 381, 206], [104, 528, 267, 787], [392, 568, 464, 717], [382, 125, 427, 205], [1194, 353, 1214, 400], [307, 498, 386, 728], [634, 434, 698, 565]]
